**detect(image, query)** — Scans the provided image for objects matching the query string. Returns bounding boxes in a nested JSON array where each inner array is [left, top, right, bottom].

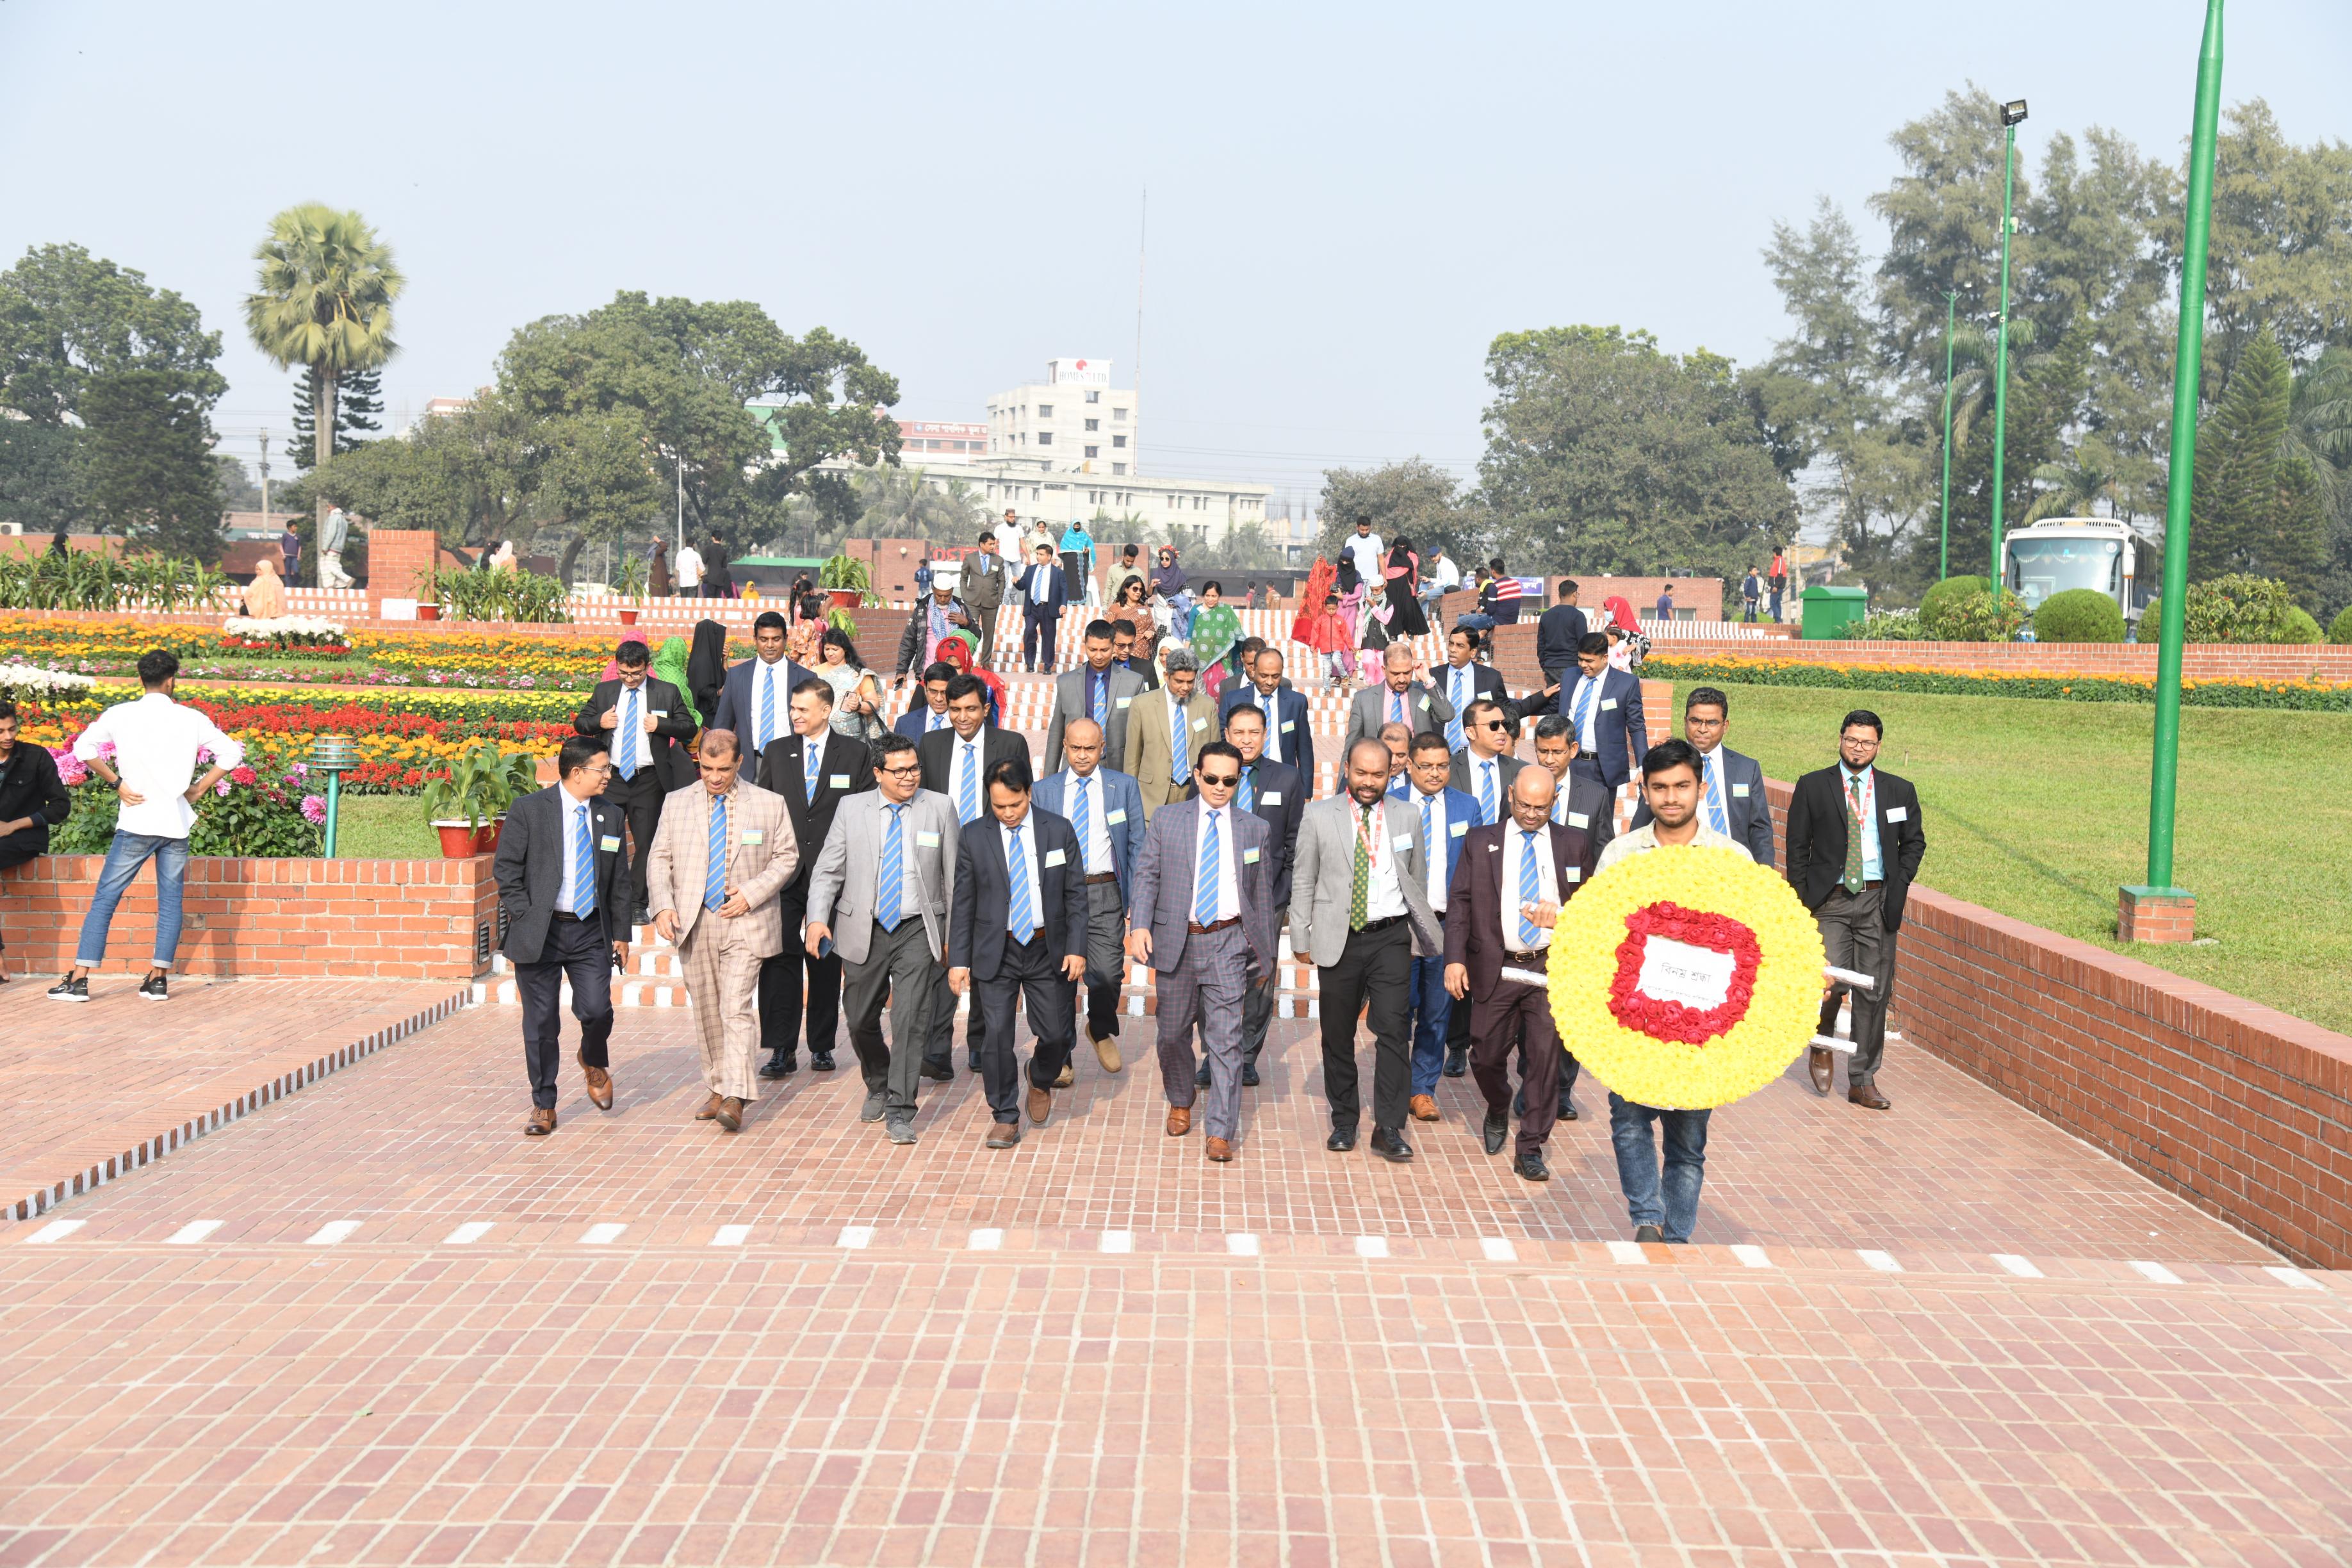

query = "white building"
[[986, 357, 1136, 475]]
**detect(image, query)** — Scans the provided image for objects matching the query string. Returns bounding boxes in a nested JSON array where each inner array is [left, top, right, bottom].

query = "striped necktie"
[[1006, 822, 1034, 944], [756, 664, 776, 752], [1419, 794, 1435, 887], [1518, 831, 1540, 947], [1193, 808, 1221, 924], [1704, 751, 1729, 836], [1170, 699, 1188, 785], [1572, 677, 1597, 747], [1071, 774, 1093, 871], [958, 742, 980, 824], [570, 804, 597, 915], [1446, 667, 1467, 751], [702, 793, 728, 912], [1090, 671, 1107, 728], [1389, 689, 1404, 726], [1477, 759, 1496, 826], [615, 687, 639, 781], [876, 803, 905, 930], [804, 742, 821, 803], [1238, 764, 1254, 813]]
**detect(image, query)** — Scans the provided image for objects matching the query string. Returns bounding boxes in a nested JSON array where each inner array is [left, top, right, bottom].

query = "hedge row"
[[1643, 657, 2352, 712]]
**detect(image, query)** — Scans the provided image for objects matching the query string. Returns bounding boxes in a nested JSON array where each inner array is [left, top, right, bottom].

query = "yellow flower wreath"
[[1548, 845, 1825, 1110]]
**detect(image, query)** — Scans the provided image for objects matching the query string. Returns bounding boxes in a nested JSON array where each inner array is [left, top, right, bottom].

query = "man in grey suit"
[[1043, 619, 1146, 775], [1291, 737, 1443, 1163], [1125, 741, 1275, 1163], [960, 530, 1008, 668], [804, 733, 960, 1145], [1626, 687, 1775, 866], [1343, 643, 1455, 758], [1034, 719, 1145, 1075]]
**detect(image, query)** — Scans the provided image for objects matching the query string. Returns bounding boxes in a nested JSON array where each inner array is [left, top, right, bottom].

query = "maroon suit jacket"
[[1444, 819, 1601, 1004]]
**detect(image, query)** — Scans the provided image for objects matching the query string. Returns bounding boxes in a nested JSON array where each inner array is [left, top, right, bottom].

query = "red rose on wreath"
[[1606, 901, 1761, 1045]]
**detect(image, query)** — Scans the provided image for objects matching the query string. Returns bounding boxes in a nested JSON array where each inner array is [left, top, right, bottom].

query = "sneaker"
[[860, 1090, 889, 1123], [1633, 1224, 1665, 1244], [47, 974, 89, 1004], [885, 1116, 918, 1146], [138, 970, 168, 1002]]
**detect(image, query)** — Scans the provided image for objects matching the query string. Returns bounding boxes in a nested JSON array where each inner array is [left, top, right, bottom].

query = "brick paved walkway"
[[3, 998, 2348, 1565]]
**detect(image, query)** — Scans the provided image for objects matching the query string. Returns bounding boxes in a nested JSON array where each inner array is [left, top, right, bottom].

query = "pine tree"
[[287, 366, 384, 470], [2189, 327, 2325, 596]]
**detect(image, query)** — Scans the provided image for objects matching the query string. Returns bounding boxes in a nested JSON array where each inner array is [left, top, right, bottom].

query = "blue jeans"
[[1407, 953, 1453, 1095], [1608, 1094, 1711, 1243], [77, 831, 190, 970]]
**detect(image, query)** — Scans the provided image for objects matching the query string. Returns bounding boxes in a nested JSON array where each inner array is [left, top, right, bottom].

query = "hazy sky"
[[4, 1, 2346, 511]]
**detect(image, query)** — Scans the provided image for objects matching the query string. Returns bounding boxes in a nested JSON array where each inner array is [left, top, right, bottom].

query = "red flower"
[[1605, 902, 1762, 1046], [230, 765, 257, 785]]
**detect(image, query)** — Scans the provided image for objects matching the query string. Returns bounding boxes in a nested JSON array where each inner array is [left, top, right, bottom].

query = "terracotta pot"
[[418, 603, 442, 622], [827, 588, 860, 610], [431, 819, 502, 858], [619, 607, 639, 625]]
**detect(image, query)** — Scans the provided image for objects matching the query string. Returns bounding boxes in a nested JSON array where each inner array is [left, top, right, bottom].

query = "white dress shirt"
[[1506, 823, 1562, 953], [72, 692, 247, 840], [999, 814, 1044, 936], [751, 658, 789, 751], [1410, 786, 1450, 913], [1351, 800, 1408, 922], [557, 789, 599, 915], [1464, 753, 1506, 824], [1193, 804, 1241, 924], [1066, 769, 1113, 874]]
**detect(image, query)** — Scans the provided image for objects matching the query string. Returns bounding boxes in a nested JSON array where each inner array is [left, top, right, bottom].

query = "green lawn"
[[332, 796, 441, 860], [1704, 683, 2352, 1034]]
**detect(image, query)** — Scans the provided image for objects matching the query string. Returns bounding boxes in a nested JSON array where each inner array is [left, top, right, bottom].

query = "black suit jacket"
[[1444, 819, 1601, 1003], [1116, 654, 1159, 692], [573, 677, 696, 791], [919, 725, 1031, 803], [1237, 756, 1307, 910], [1428, 660, 1514, 744], [1015, 562, 1070, 619], [758, 731, 874, 899], [947, 806, 1089, 979], [1784, 764, 1927, 930], [493, 784, 632, 965]]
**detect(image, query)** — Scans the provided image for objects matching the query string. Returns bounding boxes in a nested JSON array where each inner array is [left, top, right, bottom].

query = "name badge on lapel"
[[1263, 792, 1282, 805], [1116, 696, 1132, 709], [1192, 717, 1209, 731], [1600, 698, 1619, 711], [1732, 783, 1751, 797], [1243, 848, 1260, 864], [1106, 809, 1127, 824], [1567, 811, 1590, 829], [1564, 866, 1582, 883], [917, 831, 942, 847], [828, 774, 849, 788], [741, 829, 764, 845], [1280, 720, 1295, 732], [1391, 833, 1414, 852], [1450, 821, 1467, 837], [1045, 848, 1067, 867], [598, 835, 622, 853], [649, 709, 669, 719], [1887, 806, 1909, 822]]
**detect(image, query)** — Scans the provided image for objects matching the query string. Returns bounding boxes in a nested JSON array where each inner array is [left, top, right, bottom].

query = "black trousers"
[[975, 933, 1077, 1122], [1318, 919, 1412, 1132], [1023, 610, 1058, 671], [758, 884, 842, 1058], [517, 913, 614, 1111], [598, 765, 663, 917]]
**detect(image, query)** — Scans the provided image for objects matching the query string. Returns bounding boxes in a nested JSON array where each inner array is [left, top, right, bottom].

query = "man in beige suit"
[[646, 729, 797, 1132], [1122, 647, 1217, 819]]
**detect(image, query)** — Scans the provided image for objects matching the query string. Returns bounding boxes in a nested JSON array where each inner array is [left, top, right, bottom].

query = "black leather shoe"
[[810, 1050, 835, 1072], [758, 1053, 792, 1080], [919, 1061, 954, 1082], [1634, 1224, 1665, 1244], [1442, 1050, 1467, 1079], [1195, 1063, 1212, 1089], [1368, 1127, 1414, 1164], [1557, 1101, 1578, 1122], [1326, 1127, 1357, 1153], [1241, 1063, 1261, 1088], [1513, 1150, 1551, 1182], [1482, 1111, 1508, 1156]]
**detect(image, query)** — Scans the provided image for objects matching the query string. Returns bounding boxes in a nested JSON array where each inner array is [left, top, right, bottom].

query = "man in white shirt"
[[672, 540, 705, 596], [994, 509, 1027, 565], [51, 649, 243, 1003], [1341, 515, 1385, 587]]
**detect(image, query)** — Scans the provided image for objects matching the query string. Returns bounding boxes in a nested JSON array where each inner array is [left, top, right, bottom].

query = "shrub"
[[1916, 575, 1990, 637], [1925, 587, 2025, 642], [2282, 606, 2323, 644], [49, 756, 325, 857], [2331, 605, 2352, 645], [1844, 610, 1924, 640], [2141, 575, 2305, 643], [2032, 589, 2125, 643]]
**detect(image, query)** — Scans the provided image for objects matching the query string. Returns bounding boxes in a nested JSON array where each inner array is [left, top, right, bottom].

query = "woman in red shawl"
[[1291, 557, 1353, 688], [1600, 594, 1649, 672], [934, 632, 1008, 728]]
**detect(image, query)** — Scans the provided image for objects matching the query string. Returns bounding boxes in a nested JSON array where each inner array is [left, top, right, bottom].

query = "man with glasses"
[[1554, 632, 1646, 796], [1109, 622, 1159, 692], [1628, 687, 1773, 868], [1198, 703, 1305, 1091], [755, 678, 873, 1079], [1433, 626, 1510, 756], [918, 674, 1025, 1077], [893, 660, 959, 743], [1035, 717, 1145, 1077], [1446, 698, 1523, 827], [806, 733, 961, 1146], [1126, 740, 1277, 1163]]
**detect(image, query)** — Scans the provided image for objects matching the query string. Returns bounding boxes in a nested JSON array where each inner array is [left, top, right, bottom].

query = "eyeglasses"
[[1198, 773, 1240, 788], [877, 762, 922, 778], [1481, 720, 1511, 731]]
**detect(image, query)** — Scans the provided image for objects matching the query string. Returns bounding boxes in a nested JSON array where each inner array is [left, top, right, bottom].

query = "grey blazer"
[[805, 788, 961, 964], [1628, 743, 1775, 867], [1343, 680, 1456, 756], [1043, 664, 1147, 776], [1288, 794, 1442, 967], [1127, 796, 1277, 976]]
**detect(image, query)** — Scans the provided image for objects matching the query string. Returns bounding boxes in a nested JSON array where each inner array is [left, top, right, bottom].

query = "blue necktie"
[[1389, 689, 1405, 726], [1006, 822, 1035, 943], [570, 805, 597, 916], [1171, 699, 1188, 785], [1517, 830, 1540, 947], [1572, 677, 1597, 747], [804, 742, 821, 803], [1193, 808, 1221, 924], [1446, 668, 1467, 751], [616, 688, 639, 781], [1419, 794, 1435, 892], [1072, 775, 1094, 870], [1238, 765, 1254, 812], [1704, 751, 1729, 836], [756, 664, 776, 753], [957, 742, 979, 824], [703, 794, 728, 913], [1477, 760, 1496, 826], [1552, 790, 1569, 825], [876, 804, 904, 930], [1090, 671, 1107, 728], [1260, 692, 1277, 760], [928, 709, 945, 731]]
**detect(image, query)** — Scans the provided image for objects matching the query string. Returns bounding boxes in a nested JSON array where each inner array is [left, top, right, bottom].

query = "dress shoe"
[[1327, 1126, 1357, 1152], [1027, 1085, 1053, 1125], [1093, 1034, 1123, 1073], [577, 1053, 614, 1111], [1409, 1093, 1440, 1123], [1368, 1127, 1414, 1164], [1241, 1063, 1261, 1088], [1054, 1063, 1075, 1089], [1808, 1047, 1833, 1095], [1195, 1062, 1213, 1089], [525, 1106, 557, 1136], [772, 1053, 801, 1076], [885, 1115, 917, 1145], [1633, 1224, 1665, 1244], [986, 1120, 1022, 1149], [810, 1050, 836, 1072], [696, 1093, 724, 1120], [758, 1053, 792, 1080], [1557, 1101, 1578, 1122], [714, 1096, 744, 1132], [1849, 1082, 1891, 1111], [1442, 1049, 1467, 1078], [1166, 1106, 1192, 1138], [1205, 1136, 1234, 1163], [860, 1090, 888, 1123], [920, 1061, 954, 1083], [1513, 1150, 1551, 1182], [1482, 1110, 1509, 1157]]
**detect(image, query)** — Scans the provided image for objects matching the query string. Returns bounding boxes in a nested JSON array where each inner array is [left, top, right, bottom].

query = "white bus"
[[2002, 517, 2154, 627]]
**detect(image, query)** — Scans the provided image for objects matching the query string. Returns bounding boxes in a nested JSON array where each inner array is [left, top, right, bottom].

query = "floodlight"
[[2002, 100, 2030, 126]]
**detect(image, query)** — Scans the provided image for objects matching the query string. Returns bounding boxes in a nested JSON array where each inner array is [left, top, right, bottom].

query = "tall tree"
[[287, 364, 382, 470], [2184, 101, 2352, 383], [0, 242, 225, 424], [1316, 459, 1480, 566], [2189, 327, 2326, 600], [243, 204, 404, 529], [78, 370, 226, 559]]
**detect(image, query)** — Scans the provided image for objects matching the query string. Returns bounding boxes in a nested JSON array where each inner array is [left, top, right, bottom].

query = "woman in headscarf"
[[685, 618, 729, 727], [933, 632, 1007, 728], [651, 635, 701, 726], [1601, 594, 1648, 672], [1383, 535, 1428, 637], [1188, 580, 1243, 700], [242, 555, 287, 620], [1149, 546, 1193, 639], [488, 539, 518, 573], [646, 538, 671, 600], [813, 626, 886, 741]]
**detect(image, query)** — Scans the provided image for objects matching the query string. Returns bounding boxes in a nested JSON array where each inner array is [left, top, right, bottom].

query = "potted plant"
[[819, 553, 879, 611], [420, 741, 541, 857], [612, 553, 648, 623], [412, 565, 445, 621]]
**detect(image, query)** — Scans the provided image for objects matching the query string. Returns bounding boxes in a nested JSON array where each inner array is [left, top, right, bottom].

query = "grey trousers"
[[1241, 904, 1288, 1065], [842, 918, 937, 1116], [972, 605, 1000, 668], [1154, 922, 1250, 1140], [1815, 885, 1895, 1084], [1082, 879, 1126, 1042]]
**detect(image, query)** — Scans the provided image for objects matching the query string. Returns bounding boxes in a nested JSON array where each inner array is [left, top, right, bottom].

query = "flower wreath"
[[1549, 844, 1825, 1110]]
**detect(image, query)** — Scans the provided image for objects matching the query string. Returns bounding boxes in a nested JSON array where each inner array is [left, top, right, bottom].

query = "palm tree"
[[2286, 346, 2352, 510], [243, 204, 404, 527], [2025, 437, 2131, 521]]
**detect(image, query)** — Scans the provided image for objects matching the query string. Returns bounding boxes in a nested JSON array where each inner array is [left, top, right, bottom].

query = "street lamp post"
[[2125, 0, 2225, 945], [1940, 290, 1958, 580], [1988, 100, 2028, 594]]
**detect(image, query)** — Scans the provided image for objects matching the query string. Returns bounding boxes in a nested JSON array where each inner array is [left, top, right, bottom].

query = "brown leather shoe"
[[1205, 1136, 1234, 1163], [696, 1092, 723, 1120], [1807, 1047, 1834, 1095], [525, 1106, 556, 1136], [578, 1052, 613, 1111], [714, 1096, 744, 1132], [1166, 1106, 1191, 1137], [1054, 1062, 1075, 1088], [1849, 1082, 1891, 1111], [1409, 1093, 1440, 1123], [1027, 1085, 1053, 1125], [1093, 1033, 1123, 1074], [986, 1120, 1022, 1149]]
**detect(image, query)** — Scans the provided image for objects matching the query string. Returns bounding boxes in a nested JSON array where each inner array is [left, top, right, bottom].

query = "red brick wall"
[[0, 854, 500, 981], [366, 529, 441, 610]]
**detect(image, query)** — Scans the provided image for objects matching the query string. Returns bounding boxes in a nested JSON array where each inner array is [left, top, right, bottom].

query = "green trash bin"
[[1800, 584, 1869, 640]]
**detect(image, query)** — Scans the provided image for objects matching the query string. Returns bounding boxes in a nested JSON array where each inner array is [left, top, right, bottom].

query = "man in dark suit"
[[1398, 732, 1478, 1121], [712, 611, 817, 787], [1628, 686, 1775, 867], [1534, 580, 1589, 687], [894, 661, 958, 744], [1110, 621, 1159, 691], [574, 639, 696, 925], [1044, 620, 1147, 774], [947, 758, 1089, 1147], [494, 737, 633, 1137], [1446, 698, 1523, 826], [1431, 626, 1510, 754], [1203, 702, 1305, 1089], [1035, 719, 1145, 1074], [753, 678, 872, 1078], [1555, 633, 1647, 794], [1217, 648, 1314, 784], [1446, 765, 1599, 1182], [1015, 542, 1070, 672], [918, 673, 1030, 1075], [1786, 709, 1927, 1112]]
